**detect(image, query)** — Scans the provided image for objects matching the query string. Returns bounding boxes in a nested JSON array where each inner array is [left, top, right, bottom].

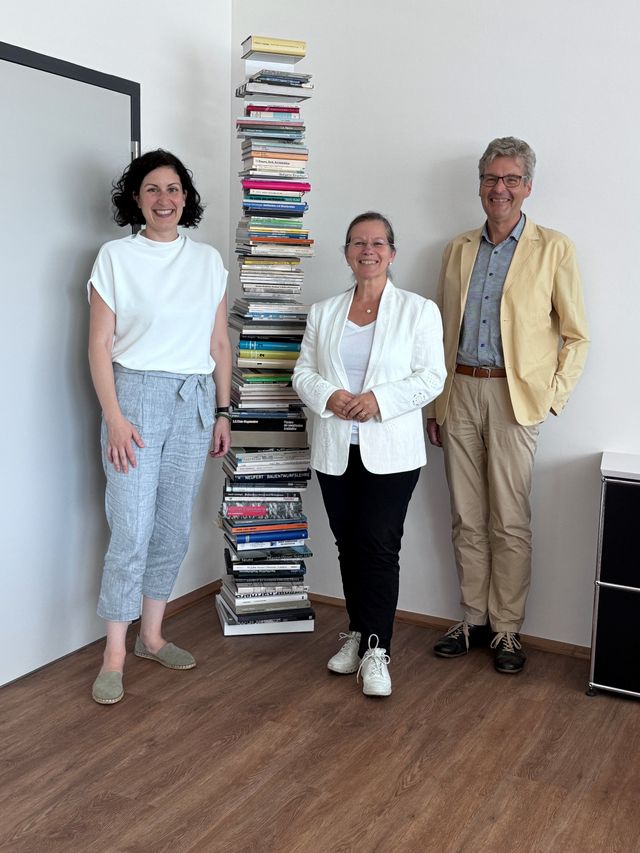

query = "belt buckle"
[[479, 366, 497, 378]]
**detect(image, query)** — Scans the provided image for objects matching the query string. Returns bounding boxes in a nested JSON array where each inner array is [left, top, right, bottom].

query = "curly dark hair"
[[111, 149, 204, 227]]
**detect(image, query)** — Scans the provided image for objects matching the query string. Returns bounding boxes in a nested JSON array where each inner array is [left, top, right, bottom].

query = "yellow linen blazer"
[[427, 217, 589, 426]]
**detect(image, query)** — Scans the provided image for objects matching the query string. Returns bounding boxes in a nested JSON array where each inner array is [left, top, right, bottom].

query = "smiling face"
[[345, 219, 396, 286], [479, 155, 532, 237], [134, 166, 187, 241]]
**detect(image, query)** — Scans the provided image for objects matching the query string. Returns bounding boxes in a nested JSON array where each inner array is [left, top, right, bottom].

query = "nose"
[[493, 177, 511, 189]]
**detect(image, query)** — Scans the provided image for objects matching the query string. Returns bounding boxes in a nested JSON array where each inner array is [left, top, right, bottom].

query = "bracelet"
[[216, 412, 232, 422], [215, 406, 230, 414]]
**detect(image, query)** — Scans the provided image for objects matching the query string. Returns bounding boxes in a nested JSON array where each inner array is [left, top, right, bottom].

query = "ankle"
[[101, 648, 126, 674], [139, 633, 166, 654]]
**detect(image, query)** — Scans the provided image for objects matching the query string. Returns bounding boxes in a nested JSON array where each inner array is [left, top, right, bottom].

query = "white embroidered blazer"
[[292, 280, 446, 475]]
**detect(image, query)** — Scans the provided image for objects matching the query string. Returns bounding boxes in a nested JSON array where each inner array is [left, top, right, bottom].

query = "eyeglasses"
[[480, 174, 529, 188], [347, 239, 390, 249]]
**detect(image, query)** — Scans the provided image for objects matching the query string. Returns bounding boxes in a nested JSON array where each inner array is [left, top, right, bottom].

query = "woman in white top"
[[88, 150, 231, 704], [292, 212, 446, 697]]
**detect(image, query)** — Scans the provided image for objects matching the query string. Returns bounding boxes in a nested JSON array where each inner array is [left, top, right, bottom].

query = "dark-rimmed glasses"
[[480, 174, 529, 188]]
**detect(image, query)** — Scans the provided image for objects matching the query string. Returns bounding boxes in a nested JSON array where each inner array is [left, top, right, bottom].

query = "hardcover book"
[[241, 35, 306, 59]]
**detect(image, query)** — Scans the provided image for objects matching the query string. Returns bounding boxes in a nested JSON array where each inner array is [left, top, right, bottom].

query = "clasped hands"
[[327, 389, 379, 422]]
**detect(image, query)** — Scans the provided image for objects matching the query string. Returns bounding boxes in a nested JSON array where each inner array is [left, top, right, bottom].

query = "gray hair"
[[478, 137, 536, 181]]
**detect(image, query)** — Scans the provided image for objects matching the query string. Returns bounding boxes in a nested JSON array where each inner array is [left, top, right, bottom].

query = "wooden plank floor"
[[1, 598, 639, 853]]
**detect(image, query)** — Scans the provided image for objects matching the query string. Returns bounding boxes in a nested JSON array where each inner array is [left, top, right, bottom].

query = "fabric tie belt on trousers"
[[178, 374, 215, 429], [455, 363, 507, 379], [113, 365, 215, 430]]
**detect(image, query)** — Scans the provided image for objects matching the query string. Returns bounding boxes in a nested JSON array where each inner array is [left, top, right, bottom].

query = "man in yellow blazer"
[[426, 136, 589, 673]]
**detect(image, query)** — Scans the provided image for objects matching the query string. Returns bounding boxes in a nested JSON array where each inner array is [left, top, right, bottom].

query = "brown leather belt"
[[455, 363, 507, 379]]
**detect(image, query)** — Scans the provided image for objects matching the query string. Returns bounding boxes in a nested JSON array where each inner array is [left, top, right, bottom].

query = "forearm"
[[212, 337, 232, 408], [88, 339, 121, 424], [551, 243, 590, 411], [373, 301, 446, 421], [372, 368, 446, 421], [291, 307, 342, 417]]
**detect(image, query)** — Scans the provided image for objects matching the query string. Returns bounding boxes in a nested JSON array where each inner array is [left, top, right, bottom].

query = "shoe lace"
[[337, 631, 359, 649], [338, 631, 358, 645], [490, 631, 522, 653], [356, 634, 390, 683], [444, 620, 471, 650]]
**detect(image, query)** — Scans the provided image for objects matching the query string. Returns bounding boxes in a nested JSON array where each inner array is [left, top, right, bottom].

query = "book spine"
[[234, 609, 314, 624], [222, 503, 303, 519], [243, 36, 306, 52], [245, 105, 301, 115], [232, 592, 309, 605], [230, 447, 309, 459], [229, 420, 306, 430], [229, 519, 306, 534], [239, 340, 300, 351], [225, 469, 311, 482], [234, 537, 307, 551]]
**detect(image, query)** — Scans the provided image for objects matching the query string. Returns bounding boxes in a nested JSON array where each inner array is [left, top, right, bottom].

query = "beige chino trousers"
[[441, 373, 540, 633]]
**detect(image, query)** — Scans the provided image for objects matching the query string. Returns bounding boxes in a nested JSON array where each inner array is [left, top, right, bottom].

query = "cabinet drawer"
[[591, 584, 640, 693], [599, 480, 640, 587]]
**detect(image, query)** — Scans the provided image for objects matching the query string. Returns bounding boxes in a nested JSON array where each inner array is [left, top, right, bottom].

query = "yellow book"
[[238, 350, 299, 361], [242, 35, 306, 59]]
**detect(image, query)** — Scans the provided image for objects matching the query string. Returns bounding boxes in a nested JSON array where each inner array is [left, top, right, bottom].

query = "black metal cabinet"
[[588, 454, 640, 698]]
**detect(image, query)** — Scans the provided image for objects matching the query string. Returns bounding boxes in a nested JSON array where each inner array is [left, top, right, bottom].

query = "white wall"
[[2, 1, 232, 683], [4, 0, 638, 683], [231, 0, 640, 647]]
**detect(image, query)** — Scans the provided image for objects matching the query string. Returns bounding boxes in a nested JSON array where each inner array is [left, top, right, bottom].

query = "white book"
[[230, 590, 310, 605], [233, 538, 308, 551]]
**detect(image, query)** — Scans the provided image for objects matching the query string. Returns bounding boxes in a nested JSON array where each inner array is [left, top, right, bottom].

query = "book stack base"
[[215, 599, 313, 635]]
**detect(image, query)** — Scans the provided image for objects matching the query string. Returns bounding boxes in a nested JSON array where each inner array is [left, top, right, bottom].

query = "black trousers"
[[316, 445, 420, 657]]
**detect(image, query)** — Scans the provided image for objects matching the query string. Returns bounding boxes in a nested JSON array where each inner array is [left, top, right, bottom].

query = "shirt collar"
[[481, 213, 526, 246]]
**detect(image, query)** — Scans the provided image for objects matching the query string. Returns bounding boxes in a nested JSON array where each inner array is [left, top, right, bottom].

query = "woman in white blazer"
[[292, 212, 446, 697]]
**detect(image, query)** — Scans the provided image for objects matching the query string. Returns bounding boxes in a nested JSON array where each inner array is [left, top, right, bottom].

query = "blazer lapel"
[[502, 217, 540, 295], [327, 287, 354, 387], [363, 280, 394, 387], [459, 229, 482, 311]]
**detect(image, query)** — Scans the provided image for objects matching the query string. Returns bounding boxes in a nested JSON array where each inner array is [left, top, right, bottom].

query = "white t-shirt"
[[340, 319, 376, 444], [88, 232, 228, 374]]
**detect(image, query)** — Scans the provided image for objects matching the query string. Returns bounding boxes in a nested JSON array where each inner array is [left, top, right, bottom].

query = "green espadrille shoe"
[[92, 671, 124, 705], [134, 636, 196, 670]]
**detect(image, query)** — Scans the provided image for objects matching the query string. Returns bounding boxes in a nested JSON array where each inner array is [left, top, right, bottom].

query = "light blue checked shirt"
[[457, 214, 526, 368]]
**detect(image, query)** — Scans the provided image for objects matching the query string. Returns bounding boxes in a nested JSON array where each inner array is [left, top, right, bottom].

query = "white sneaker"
[[327, 631, 362, 674], [357, 634, 391, 696]]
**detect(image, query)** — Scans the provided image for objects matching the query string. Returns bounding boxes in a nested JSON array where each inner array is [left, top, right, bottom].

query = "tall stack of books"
[[215, 36, 314, 636]]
